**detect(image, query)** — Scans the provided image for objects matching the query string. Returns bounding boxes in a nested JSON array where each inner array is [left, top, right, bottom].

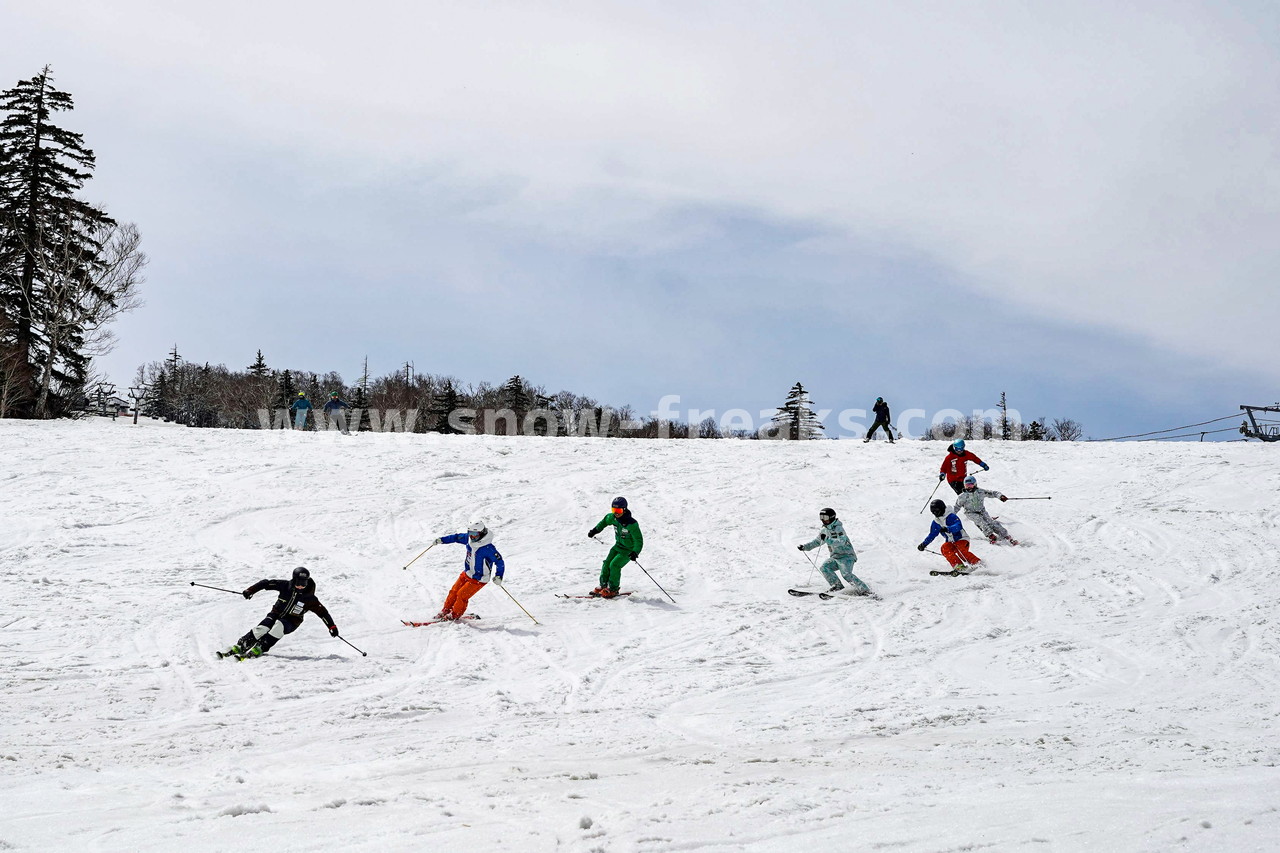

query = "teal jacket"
[[801, 518, 857, 560]]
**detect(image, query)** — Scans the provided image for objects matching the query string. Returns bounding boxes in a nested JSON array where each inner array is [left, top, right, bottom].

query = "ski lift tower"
[[1239, 404, 1280, 442]]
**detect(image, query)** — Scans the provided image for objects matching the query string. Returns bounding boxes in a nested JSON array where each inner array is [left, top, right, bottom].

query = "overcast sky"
[[5, 1, 1278, 439]]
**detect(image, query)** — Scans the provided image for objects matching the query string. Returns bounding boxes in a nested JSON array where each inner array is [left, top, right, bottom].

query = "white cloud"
[[8, 0, 1280, 374]]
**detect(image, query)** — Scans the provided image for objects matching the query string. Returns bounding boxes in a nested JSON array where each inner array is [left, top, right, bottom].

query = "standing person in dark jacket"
[[323, 391, 352, 433], [865, 397, 895, 443], [219, 566, 338, 659], [938, 439, 988, 494], [588, 497, 643, 598]]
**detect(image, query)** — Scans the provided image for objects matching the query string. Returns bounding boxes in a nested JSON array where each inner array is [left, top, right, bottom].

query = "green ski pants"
[[599, 546, 631, 591]]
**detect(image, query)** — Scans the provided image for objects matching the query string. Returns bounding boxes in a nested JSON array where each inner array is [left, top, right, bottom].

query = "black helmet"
[[819, 507, 836, 522], [611, 496, 628, 510], [291, 566, 311, 588], [929, 499, 947, 517]]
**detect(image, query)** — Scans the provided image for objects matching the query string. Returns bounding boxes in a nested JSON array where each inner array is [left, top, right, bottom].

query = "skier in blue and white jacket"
[[918, 499, 981, 570], [432, 521, 506, 620]]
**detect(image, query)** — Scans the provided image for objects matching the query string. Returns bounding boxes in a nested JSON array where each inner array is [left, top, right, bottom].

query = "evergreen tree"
[[432, 379, 463, 434], [0, 66, 122, 417], [1023, 419, 1048, 441], [772, 382, 825, 440], [275, 369, 296, 410], [502, 374, 531, 412], [998, 391, 1011, 440], [246, 349, 268, 377]]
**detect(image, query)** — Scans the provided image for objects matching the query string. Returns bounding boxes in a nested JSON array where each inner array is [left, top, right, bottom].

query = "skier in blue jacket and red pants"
[[918, 499, 982, 571], [433, 521, 505, 620]]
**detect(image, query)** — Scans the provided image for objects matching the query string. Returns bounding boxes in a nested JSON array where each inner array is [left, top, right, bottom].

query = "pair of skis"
[[402, 591, 633, 627], [401, 614, 481, 628]]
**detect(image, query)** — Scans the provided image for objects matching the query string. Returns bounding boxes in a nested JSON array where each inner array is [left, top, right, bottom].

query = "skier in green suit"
[[587, 496, 643, 598], [798, 507, 872, 595]]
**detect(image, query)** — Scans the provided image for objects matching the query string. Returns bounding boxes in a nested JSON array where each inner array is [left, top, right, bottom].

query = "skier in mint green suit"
[[587, 496, 643, 598], [798, 508, 871, 595]]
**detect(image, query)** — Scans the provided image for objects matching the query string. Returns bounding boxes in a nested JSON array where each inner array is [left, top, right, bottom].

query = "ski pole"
[[189, 581, 243, 595], [494, 582, 540, 625], [919, 479, 944, 513], [402, 541, 436, 570], [798, 547, 818, 587], [335, 634, 368, 657], [1005, 496, 1051, 500], [633, 560, 676, 603]]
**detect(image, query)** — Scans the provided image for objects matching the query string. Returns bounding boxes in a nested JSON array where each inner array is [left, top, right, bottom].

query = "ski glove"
[[797, 544, 805, 551], [981, 463, 990, 471], [242, 589, 254, 599], [938, 472, 946, 481], [329, 624, 339, 637], [432, 537, 442, 546], [917, 543, 926, 551], [492, 575, 504, 586], [629, 553, 638, 562], [587, 529, 597, 538], [999, 495, 1008, 502]]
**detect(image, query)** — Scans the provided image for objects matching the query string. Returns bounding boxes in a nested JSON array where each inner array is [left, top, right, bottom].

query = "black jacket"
[[873, 400, 890, 422], [247, 578, 335, 629]]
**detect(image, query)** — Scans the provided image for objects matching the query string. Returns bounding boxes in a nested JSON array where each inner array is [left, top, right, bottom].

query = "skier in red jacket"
[[938, 439, 988, 495]]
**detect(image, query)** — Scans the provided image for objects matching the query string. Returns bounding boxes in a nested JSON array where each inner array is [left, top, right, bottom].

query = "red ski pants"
[[941, 540, 980, 568], [442, 573, 485, 618]]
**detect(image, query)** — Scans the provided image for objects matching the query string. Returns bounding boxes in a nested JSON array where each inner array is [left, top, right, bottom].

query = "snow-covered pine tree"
[[771, 381, 825, 440], [1, 66, 127, 417]]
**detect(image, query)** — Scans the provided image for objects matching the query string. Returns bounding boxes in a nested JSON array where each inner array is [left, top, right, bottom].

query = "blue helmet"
[[963, 475, 977, 489], [953, 439, 966, 453]]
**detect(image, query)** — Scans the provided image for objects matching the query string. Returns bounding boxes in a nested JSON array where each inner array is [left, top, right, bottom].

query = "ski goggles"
[[611, 507, 625, 515]]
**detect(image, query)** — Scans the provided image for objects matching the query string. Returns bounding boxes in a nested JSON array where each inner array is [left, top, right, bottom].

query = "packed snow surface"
[[2, 419, 1279, 852]]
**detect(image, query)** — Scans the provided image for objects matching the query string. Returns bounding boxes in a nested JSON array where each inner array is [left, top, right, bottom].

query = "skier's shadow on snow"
[[630, 596, 680, 612], [470, 624, 539, 637], [259, 653, 348, 662]]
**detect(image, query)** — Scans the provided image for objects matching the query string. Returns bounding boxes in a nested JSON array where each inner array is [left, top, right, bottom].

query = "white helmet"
[[467, 520, 488, 541]]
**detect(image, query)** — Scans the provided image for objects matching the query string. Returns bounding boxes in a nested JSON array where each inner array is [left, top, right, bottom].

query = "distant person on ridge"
[[587, 497, 643, 598], [953, 475, 1018, 545], [323, 391, 352, 433], [289, 391, 313, 430], [939, 439, 988, 494], [798, 507, 872, 595], [432, 521, 506, 621], [918, 499, 981, 571], [865, 397, 895, 443], [219, 566, 338, 659]]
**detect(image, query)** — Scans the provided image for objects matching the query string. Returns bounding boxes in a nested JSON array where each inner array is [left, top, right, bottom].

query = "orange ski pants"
[[442, 573, 485, 618], [941, 540, 980, 568]]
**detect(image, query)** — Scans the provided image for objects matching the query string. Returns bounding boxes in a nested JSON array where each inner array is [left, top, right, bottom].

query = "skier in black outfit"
[[219, 566, 338, 659], [865, 397, 895, 442]]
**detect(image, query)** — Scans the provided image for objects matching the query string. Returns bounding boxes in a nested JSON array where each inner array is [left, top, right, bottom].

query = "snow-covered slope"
[[2, 419, 1279, 852]]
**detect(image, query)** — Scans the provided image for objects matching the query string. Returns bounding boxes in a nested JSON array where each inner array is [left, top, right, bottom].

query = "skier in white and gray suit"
[[953, 475, 1019, 545]]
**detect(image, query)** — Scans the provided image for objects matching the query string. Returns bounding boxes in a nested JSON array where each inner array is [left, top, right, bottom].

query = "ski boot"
[[598, 588, 619, 599], [988, 533, 998, 544], [236, 644, 265, 660], [828, 584, 844, 594], [216, 644, 243, 660], [1007, 537, 1019, 546], [589, 587, 605, 597]]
